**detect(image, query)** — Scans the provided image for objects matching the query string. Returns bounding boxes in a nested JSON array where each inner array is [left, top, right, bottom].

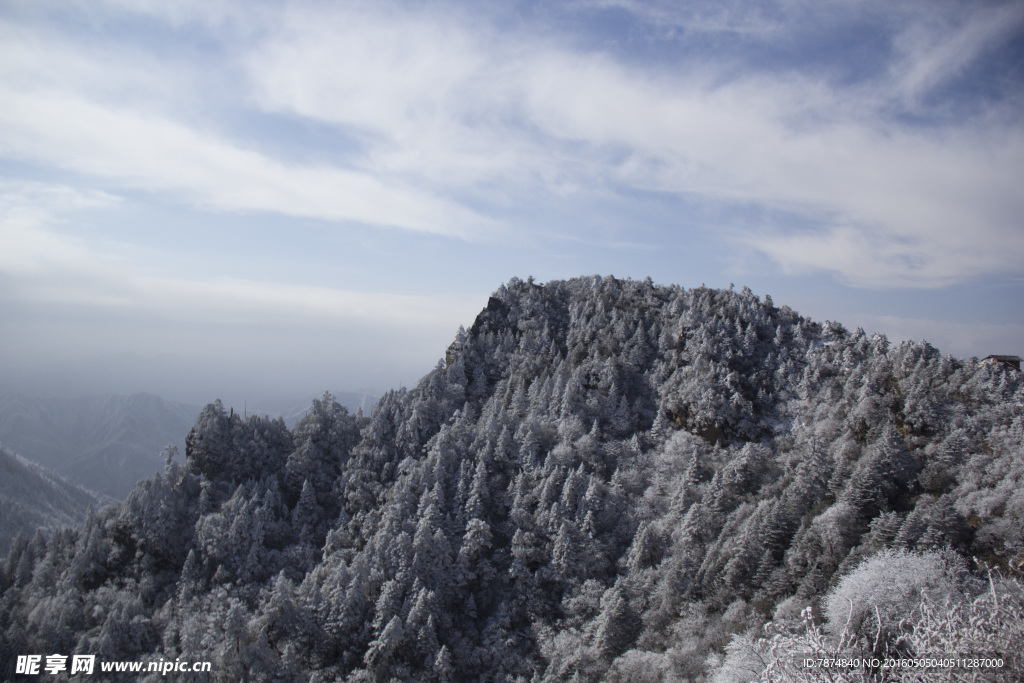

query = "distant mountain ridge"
[[0, 391, 379, 499], [0, 392, 201, 498], [0, 445, 108, 555]]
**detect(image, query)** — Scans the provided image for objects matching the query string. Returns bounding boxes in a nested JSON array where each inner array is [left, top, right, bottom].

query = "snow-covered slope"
[[0, 445, 108, 554]]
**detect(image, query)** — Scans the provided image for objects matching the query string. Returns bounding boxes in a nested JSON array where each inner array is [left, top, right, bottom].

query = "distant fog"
[[0, 350, 396, 413]]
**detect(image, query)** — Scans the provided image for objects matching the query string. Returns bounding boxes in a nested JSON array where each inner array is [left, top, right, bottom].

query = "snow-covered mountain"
[[0, 445, 108, 555], [2, 277, 1022, 681], [0, 393, 201, 498]]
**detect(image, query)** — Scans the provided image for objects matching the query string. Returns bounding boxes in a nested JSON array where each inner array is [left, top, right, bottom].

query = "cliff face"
[[2, 276, 1022, 681]]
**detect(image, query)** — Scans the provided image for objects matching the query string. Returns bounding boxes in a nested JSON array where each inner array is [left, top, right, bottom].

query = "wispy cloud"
[[2, 0, 1023, 290], [242, 4, 574, 193], [889, 1, 1024, 103], [0, 179, 480, 324], [582, 0, 797, 37], [0, 178, 483, 396], [0, 15, 493, 237], [241, 1, 1024, 286], [0, 87, 491, 236]]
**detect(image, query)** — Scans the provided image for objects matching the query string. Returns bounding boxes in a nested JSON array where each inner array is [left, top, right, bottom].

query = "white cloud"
[[0, 181, 481, 326], [516, 54, 1024, 287], [741, 224, 1009, 290], [889, 1, 1024, 103], [237, 1, 1024, 287], [0, 14, 493, 238], [242, 4, 566, 192], [0, 180, 122, 279], [0, 179, 120, 215], [583, 0, 795, 37], [78, 0, 257, 31], [0, 86, 490, 236]]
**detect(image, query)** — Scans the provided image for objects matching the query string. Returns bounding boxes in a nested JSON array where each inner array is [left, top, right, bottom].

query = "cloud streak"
[[0, 15, 492, 238], [0, 87, 493, 236], [0, 180, 480, 326]]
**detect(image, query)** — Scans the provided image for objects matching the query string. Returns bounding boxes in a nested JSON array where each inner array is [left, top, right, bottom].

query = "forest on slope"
[[1, 276, 1022, 681]]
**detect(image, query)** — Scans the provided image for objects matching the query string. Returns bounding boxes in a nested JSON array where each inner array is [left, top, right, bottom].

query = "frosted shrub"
[[711, 631, 770, 683], [897, 572, 1024, 682], [755, 606, 863, 683], [824, 549, 964, 649], [605, 649, 672, 682], [716, 564, 1023, 683]]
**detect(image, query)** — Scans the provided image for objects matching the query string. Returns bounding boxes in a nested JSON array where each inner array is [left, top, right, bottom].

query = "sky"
[[1, 0, 1023, 408]]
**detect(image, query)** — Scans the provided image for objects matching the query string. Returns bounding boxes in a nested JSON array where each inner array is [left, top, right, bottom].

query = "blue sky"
[[1, 0, 1023, 406]]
